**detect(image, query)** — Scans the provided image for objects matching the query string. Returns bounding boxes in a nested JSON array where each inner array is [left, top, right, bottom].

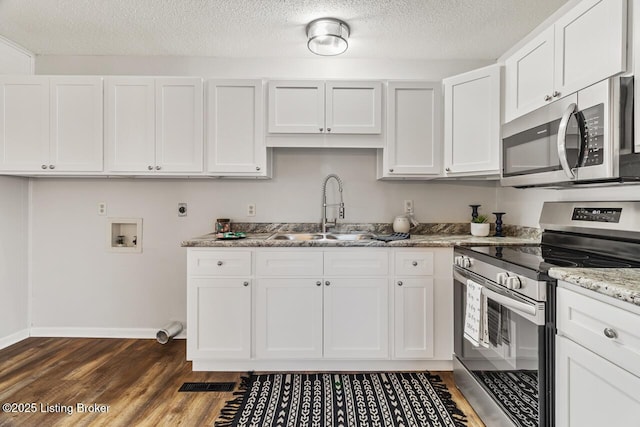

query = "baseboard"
[[29, 327, 186, 340], [0, 328, 30, 350]]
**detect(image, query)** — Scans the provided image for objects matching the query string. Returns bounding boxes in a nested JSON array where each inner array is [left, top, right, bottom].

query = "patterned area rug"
[[215, 372, 467, 427], [473, 370, 538, 427]]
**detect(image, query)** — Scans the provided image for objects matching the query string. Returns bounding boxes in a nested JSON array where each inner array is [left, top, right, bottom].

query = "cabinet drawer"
[[188, 250, 252, 276], [324, 251, 388, 276], [557, 287, 640, 378], [395, 251, 434, 275], [256, 251, 323, 276]]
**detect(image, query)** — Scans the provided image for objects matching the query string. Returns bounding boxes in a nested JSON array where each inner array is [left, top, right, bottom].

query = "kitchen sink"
[[267, 232, 377, 241]]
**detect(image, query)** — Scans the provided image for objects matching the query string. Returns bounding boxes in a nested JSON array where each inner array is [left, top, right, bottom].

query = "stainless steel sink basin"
[[267, 232, 377, 241]]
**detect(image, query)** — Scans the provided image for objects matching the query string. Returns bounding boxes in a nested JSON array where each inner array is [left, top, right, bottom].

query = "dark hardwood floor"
[[0, 338, 484, 426]]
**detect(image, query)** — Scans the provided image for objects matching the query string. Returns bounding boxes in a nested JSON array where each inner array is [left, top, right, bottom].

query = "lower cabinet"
[[187, 277, 251, 360], [187, 247, 451, 370]]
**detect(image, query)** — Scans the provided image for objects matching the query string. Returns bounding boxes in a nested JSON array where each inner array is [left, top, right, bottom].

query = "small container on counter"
[[215, 218, 231, 233]]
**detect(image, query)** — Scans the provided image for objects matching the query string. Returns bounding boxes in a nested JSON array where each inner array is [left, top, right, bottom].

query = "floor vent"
[[178, 382, 236, 392]]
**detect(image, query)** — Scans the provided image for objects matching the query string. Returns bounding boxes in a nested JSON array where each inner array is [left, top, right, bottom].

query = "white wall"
[[0, 177, 29, 347], [30, 148, 497, 332], [497, 185, 640, 228]]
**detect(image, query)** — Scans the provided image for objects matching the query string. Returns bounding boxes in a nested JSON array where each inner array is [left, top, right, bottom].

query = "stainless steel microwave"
[[501, 76, 639, 188]]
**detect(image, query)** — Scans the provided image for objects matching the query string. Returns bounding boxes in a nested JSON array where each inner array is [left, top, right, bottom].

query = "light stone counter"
[[549, 267, 640, 308]]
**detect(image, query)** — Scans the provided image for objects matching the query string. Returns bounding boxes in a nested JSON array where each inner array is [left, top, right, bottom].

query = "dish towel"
[[464, 279, 490, 348]]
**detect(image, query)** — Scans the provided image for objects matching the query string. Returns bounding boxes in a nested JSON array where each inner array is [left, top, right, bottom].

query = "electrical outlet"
[[98, 202, 107, 216], [247, 203, 256, 217], [404, 200, 413, 214], [178, 202, 187, 217]]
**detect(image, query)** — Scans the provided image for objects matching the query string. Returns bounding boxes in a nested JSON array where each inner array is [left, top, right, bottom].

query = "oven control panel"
[[572, 207, 622, 223]]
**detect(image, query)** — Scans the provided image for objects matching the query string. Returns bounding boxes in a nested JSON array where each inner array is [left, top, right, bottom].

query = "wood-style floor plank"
[[0, 338, 484, 426]]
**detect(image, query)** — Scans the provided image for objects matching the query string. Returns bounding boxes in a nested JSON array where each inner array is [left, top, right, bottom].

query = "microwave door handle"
[[557, 103, 577, 179]]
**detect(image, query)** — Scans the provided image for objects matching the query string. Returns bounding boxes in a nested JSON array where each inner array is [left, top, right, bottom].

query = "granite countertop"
[[181, 232, 539, 248], [549, 267, 640, 308]]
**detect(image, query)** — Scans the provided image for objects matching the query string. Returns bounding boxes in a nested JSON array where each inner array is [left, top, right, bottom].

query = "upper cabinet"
[[443, 65, 501, 177], [106, 77, 203, 174], [268, 80, 381, 135], [0, 76, 103, 173], [206, 79, 270, 178], [378, 81, 441, 179], [505, 0, 627, 122]]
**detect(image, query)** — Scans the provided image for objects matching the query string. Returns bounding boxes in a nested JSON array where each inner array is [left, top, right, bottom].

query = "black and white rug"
[[216, 372, 467, 427], [473, 370, 538, 427]]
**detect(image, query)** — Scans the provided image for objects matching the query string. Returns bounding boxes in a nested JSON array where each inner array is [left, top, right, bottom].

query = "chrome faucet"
[[321, 174, 345, 233]]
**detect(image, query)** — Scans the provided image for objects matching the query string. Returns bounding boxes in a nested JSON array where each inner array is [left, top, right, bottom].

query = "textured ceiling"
[[0, 0, 568, 59]]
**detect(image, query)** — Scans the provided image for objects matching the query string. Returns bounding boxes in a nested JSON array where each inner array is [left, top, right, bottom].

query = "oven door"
[[453, 266, 550, 427]]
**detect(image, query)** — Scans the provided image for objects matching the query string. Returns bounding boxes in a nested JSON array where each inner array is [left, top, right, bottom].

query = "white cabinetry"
[[106, 77, 203, 173], [443, 65, 500, 177], [378, 81, 441, 179], [505, 0, 626, 122], [187, 250, 252, 360], [268, 80, 381, 134], [556, 284, 640, 427], [0, 76, 103, 173], [206, 80, 270, 177]]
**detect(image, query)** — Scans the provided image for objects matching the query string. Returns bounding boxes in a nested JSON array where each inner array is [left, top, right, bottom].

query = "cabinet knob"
[[316, 281, 322, 286], [148, 165, 153, 170], [552, 91, 561, 98], [412, 261, 418, 267], [544, 95, 552, 102], [155, 165, 161, 170], [325, 281, 330, 286], [389, 168, 394, 173], [319, 128, 324, 132], [327, 128, 331, 132], [398, 281, 403, 286], [243, 281, 249, 287], [445, 167, 451, 172], [49, 165, 55, 169], [256, 166, 261, 171], [603, 328, 618, 339], [41, 164, 47, 170], [217, 261, 223, 266]]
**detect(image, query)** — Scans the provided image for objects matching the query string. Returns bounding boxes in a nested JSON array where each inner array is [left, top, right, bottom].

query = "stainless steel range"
[[452, 201, 640, 427]]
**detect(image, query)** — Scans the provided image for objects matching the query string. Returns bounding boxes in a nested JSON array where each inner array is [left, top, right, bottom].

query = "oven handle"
[[557, 103, 577, 179], [454, 268, 545, 325]]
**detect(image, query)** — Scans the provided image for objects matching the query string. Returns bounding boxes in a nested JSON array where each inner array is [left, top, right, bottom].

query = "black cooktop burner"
[[462, 244, 640, 274]]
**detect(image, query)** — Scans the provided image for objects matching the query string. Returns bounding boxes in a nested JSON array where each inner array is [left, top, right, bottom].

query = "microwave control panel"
[[581, 103, 604, 166]]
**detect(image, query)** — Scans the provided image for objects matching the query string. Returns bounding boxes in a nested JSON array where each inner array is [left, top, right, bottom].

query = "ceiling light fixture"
[[306, 18, 350, 56]]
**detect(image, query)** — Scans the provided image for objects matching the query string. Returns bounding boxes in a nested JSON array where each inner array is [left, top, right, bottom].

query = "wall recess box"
[[107, 218, 142, 253]]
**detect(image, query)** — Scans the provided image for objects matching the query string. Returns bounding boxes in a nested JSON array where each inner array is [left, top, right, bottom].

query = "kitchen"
[[1, 0, 640, 426]]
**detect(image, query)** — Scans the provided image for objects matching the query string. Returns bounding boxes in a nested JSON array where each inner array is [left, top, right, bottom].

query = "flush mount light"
[[306, 18, 350, 56]]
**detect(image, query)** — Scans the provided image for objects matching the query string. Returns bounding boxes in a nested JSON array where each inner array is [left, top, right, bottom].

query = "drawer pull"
[[325, 281, 330, 286], [398, 281, 403, 286], [316, 281, 322, 286], [412, 261, 418, 266], [603, 328, 618, 339], [243, 281, 249, 287], [217, 261, 223, 266]]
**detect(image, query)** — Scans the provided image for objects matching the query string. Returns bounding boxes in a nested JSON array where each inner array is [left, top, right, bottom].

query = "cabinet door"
[[324, 278, 389, 359], [187, 278, 251, 360], [443, 65, 500, 175], [156, 78, 203, 173], [504, 27, 555, 122], [206, 80, 267, 176], [256, 278, 323, 359], [556, 336, 640, 427], [105, 77, 155, 172], [554, 0, 626, 98], [383, 81, 441, 177], [50, 77, 103, 172], [394, 278, 434, 359], [267, 80, 324, 133], [0, 77, 49, 171], [325, 81, 381, 134]]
